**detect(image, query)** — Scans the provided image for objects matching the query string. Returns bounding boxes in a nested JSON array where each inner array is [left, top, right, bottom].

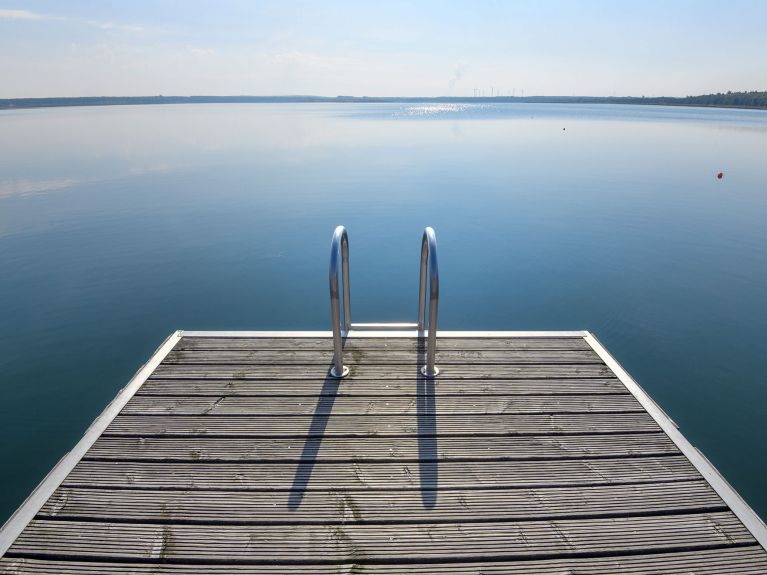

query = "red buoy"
[[716, 171, 724, 179]]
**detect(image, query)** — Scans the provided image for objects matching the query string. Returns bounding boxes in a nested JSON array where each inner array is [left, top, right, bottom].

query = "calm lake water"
[[1, 102, 766, 523]]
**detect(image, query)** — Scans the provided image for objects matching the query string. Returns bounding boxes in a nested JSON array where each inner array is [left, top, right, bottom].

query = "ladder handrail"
[[418, 227, 439, 377], [328, 225, 439, 378], [329, 225, 351, 377]]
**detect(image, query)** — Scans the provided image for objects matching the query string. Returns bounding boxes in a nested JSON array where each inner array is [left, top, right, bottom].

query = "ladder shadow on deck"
[[417, 337, 438, 509], [287, 367, 341, 511], [286, 339, 439, 511]]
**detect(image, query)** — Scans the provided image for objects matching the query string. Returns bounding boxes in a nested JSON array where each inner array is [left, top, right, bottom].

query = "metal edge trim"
[[0, 330, 184, 557], [583, 331, 767, 550], [178, 330, 590, 338]]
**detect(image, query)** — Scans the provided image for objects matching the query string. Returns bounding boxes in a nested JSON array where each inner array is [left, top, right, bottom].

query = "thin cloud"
[[0, 8, 43, 19], [88, 20, 146, 33], [0, 6, 146, 33], [448, 63, 466, 92]]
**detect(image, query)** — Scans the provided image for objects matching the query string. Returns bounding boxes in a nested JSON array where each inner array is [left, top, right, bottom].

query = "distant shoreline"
[[1, 93, 766, 111]]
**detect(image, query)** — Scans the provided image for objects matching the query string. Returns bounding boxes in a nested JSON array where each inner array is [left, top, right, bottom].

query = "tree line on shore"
[[636, 91, 767, 108]]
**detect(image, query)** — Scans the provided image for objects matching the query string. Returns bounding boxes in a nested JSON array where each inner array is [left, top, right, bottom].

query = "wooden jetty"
[[1, 226, 766, 573], [1, 330, 766, 573]]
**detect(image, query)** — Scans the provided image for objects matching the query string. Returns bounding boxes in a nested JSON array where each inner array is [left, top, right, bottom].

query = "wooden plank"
[[176, 337, 593, 351], [85, 433, 679, 462], [4, 546, 767, 573], [7, 513, 753, 562], [164, 349, 602, 365], [181, 331, 591, 339], [104, 412, 662, 437], [63, 456, 699, 490], [121, 394, 645, 416], [4, 547, 767, 573], [151, 364, 616, 380], [39, 481, 722, 524], [139, 377, 628, 397]]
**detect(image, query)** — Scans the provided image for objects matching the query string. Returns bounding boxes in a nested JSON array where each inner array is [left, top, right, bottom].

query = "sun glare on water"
[[399, 103, 486, 116]]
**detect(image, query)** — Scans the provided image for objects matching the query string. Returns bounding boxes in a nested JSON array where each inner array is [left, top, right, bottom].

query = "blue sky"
[[1, 0, 765, 98]]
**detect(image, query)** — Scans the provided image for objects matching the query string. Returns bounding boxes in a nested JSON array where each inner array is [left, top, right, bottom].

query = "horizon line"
[[1, 92, 766, 111], [2, 90, 766, 100]]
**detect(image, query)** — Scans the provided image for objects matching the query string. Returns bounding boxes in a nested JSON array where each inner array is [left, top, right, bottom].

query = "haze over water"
[[1, 102, 766, 523]]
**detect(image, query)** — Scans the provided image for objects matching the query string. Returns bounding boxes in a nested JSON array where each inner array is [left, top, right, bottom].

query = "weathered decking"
[[1, 330, 766, 574]]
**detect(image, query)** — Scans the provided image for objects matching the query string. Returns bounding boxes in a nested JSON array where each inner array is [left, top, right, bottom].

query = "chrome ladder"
[[329, 225, 439, 378]]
